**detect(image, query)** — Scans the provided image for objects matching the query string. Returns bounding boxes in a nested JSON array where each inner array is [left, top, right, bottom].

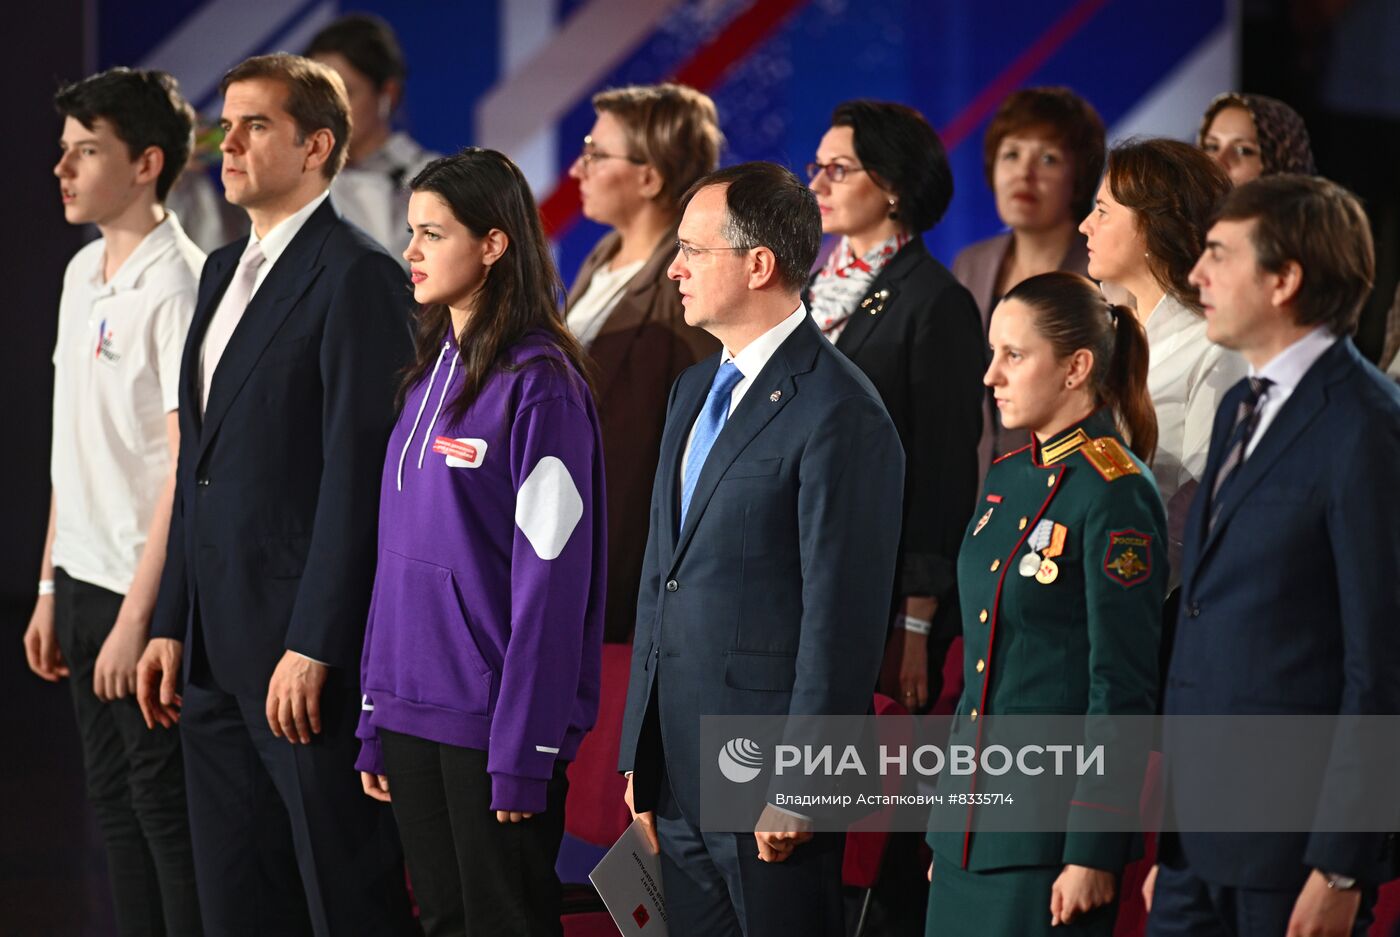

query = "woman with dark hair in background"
[[927, 272, 1166, 937], [805, 99, 984, 719], [1197, 92, 1315, 187], [1078, 139, 1246, 576], [953, 87, 1106, 475], [307, 13, 439, 258], [355, 148, 605, 937], [565, 83, 722, 645]]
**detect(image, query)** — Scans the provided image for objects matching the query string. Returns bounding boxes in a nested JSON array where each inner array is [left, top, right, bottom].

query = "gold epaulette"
[[1079, 436, 1141, 481]]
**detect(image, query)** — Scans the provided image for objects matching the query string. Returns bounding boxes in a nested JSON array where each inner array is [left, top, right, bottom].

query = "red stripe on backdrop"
[[540, 0, 1110, 238], [937, 0, 1111, 150], [539, 0, 809, 237]]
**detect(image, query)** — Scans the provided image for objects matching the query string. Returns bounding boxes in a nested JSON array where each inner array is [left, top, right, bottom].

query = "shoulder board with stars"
[[1078, 436, 1141, 482]]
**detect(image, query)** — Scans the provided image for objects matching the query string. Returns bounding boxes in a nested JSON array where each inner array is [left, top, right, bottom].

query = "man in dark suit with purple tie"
[[1148, 176, 1400, 937]]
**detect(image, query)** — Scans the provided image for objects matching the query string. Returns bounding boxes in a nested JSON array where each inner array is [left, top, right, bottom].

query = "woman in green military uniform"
[[925, 272, 1167, 936]]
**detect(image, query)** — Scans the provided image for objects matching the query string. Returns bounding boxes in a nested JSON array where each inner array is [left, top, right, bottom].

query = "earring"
[[887, 197, 898, 220]]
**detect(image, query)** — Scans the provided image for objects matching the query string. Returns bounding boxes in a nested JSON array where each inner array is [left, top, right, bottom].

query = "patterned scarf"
[[808, 232, 911, 342], [1198, 92, 1316, 176]]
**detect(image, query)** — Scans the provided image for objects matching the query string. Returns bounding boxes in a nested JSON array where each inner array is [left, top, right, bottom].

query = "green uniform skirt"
[[925, 860, 1119, 937]]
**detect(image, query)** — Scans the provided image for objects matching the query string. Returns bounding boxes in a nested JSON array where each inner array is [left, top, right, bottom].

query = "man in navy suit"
[[617, 162, 905, 936], [135, 54, 415, 935], [1147, 175, 1400, 936]]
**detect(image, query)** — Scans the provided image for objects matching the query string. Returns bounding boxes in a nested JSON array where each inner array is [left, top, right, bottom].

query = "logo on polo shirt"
[[94, 319, 121, 364]]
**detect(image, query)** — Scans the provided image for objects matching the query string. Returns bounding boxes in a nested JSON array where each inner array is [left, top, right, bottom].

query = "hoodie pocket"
[[371, 549, 495, 715]]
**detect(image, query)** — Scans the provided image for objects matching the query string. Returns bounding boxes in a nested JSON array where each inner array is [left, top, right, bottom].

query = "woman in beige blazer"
[[564, 84, 722, 644]]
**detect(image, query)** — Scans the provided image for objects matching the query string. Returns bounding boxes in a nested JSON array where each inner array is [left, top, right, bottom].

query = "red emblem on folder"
[[632, 904, 650, 927]]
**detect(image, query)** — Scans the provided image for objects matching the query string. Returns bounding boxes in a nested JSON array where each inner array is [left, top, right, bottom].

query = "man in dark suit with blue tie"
[[617, 162, 905, 936], [134, 54, 415, 935], [1147, 175, 1400, 936]]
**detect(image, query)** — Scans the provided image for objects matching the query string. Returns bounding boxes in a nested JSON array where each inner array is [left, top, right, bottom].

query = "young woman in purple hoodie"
[[355, 147, 606, 937]]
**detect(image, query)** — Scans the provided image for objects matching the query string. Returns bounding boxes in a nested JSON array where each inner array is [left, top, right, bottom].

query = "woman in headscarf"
[[1197, 92, 1316, 187]]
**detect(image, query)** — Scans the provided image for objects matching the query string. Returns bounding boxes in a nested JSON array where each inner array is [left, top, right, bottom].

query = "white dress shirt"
[[246, 190, 331, 295], [199, 190, 330, 397], [679, 304, 808, 484], [1246, 326, 1338, 458]]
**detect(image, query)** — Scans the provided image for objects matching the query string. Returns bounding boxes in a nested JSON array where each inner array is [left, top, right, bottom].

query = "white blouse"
[[1143, 294, 1249, 574], [565, 258, 645, 348]]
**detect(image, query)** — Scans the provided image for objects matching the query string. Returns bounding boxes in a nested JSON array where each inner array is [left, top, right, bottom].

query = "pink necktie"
[[200, 240, 266, 414]]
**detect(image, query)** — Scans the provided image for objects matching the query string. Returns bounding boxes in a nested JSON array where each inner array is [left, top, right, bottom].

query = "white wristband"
[[38, 579, 55, 596], [899, 614, 932, 636]]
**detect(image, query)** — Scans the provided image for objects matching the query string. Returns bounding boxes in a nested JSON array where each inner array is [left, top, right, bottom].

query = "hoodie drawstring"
[[396, 341, 449, 491], [417, 348, 459, 471]]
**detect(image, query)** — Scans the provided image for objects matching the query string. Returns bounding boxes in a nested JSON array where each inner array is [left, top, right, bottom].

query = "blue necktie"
[[680, 361, 744, 527]]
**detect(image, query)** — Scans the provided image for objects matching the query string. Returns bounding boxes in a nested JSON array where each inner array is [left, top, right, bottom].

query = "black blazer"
[[1163, 338, 1400, 888], [806, 238, 984, 609], [151, 198, 414, 695], [617, 315, 905, 818]]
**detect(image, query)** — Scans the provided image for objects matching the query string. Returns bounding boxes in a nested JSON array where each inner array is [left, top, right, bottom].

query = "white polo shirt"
[[50, 212, 205, 594]]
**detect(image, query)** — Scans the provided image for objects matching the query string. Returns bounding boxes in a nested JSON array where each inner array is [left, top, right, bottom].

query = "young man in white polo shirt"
[[23, 67, 205, 935]]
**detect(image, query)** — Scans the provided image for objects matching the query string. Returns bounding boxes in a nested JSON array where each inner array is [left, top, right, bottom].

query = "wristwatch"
[[1322, 870, 1358, 891]]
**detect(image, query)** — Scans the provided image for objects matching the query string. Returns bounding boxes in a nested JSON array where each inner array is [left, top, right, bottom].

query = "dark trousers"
[[654, 770, 846, 937], [379, 729, 568, 937], [1146, 848, 1376, 937], [53, 568, 203, 937], [180, 666, 415, 937]]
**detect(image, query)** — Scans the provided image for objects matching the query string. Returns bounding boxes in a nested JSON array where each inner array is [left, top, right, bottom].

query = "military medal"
[[1020, 519, 1054, 576], [1035, 523, 1069, 585], [973, 508, 993, 536]]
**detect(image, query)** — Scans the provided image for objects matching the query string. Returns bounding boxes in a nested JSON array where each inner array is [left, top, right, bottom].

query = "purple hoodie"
[[356, 330, 606, 813]]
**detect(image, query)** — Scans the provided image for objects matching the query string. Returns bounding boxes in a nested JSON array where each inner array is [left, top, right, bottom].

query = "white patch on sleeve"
[[514, 456, 584, 561], [536, 745, 560, 754]]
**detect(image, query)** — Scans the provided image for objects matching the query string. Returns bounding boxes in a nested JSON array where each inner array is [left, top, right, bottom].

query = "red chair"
[[844, 692, 918, 936], [565, 642, 636, 849]]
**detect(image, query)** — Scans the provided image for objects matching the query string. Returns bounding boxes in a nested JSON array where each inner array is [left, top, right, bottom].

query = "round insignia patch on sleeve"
[[1102, 529, 1152, 587], [515, 456, 584, 560]]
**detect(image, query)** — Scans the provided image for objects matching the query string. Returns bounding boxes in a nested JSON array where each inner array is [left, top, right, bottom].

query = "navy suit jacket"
[[1163, 337, 1400, 888], [618, 314, 905, 820], [151, 198, 414, 696]]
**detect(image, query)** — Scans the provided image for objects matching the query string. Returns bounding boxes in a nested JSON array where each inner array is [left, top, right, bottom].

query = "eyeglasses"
[[575, 135, 646, 172], [805, 161, 867, 183], [674, 240, 756, 261]]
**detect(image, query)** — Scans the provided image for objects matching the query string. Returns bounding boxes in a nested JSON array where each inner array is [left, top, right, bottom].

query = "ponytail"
[[1104, 304, 1157, 463], [1003, 272, 1158, 461]]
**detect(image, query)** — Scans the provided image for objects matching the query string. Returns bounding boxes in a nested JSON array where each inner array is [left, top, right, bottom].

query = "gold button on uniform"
[[970, 709, 978, 721], [976, 659, 985, 673], [1047, 476, 1055, 488], [990, 559, 1000, 572], [979, 609, 988, 623], [1018, 517, 1028, 530]]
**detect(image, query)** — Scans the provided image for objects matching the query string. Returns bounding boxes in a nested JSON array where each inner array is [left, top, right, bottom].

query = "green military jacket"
[[928, 409, 1167, 874]]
